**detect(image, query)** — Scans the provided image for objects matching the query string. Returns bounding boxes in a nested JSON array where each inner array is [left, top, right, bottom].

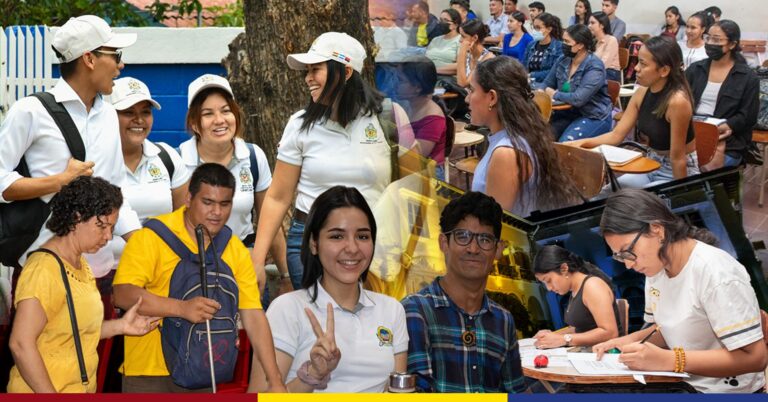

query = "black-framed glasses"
[[612, 230, 644, 263], [93, 49, 122, 64], [444, 229, 498, 250]]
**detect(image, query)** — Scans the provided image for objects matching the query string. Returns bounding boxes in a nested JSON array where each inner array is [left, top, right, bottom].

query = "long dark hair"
[[533, 245, 613, 287], [300, 186, 377, 302], [713, 20, 747, 64], [510, 11, 527, 33], [590, 12, 611, 36], [442, 8, 462, 33], [600, 189, 717, 267], [566, 24, 595, 52], [474, 57, 581, 212], [300, 60, 384, 132], [642, 36, 693, 118], [536, 13, 563, 41], [663, 6, 685, 31], [687, 11, 713, 39], [573, 0, 592, 25], [460, 19, 490, 43]]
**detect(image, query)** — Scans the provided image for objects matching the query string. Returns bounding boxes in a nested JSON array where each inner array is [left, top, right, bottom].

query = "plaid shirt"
[[402, 278, 526, 393]]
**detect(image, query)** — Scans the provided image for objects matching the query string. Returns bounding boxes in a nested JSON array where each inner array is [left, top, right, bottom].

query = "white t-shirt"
[[0, 79, 141, 269], [695, 82, 722, 117], [108, 140, 190, 266], [178, 137, 272, 240], [277, 111, 392, 214], [679, 40, 708, 70], [643, 241, 765, 393], [266, 282, 409, 393]]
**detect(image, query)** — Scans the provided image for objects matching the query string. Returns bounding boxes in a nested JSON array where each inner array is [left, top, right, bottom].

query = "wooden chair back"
[[693, 120, 720, 167], [616, 298, 629, 336], [533, 91, 553, 122], [618, 47, 630, 71], [554, 143, 606, 199], [606, 80, 620, 108]]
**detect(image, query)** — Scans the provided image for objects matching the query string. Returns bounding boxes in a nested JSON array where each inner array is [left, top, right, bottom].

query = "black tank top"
[[636, 88, 695, 151], [563, 276, 624, 336]]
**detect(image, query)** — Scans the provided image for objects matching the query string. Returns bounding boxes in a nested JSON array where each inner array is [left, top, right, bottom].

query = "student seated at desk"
[[531, 245, 622, 349], [594, 189, 767, 393], [570, 36, 699, 188], [523, 13, 563, 83], [538, 24, 612, 142]]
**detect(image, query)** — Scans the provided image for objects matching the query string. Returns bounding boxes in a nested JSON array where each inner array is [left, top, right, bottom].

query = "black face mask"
[[705, 43, 726, 60], [562, 44, 577, 58], [436, 22, 451, 35]]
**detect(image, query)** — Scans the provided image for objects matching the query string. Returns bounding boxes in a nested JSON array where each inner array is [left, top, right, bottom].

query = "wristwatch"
[[280, 272, 291, 279], [564, 334, 573, 347]]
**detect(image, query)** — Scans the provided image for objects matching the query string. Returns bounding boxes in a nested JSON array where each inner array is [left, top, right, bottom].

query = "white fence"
[[0, 26, 57, 123]]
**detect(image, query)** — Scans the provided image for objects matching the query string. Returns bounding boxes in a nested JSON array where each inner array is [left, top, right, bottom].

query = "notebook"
[[592, 145, 643, 166]]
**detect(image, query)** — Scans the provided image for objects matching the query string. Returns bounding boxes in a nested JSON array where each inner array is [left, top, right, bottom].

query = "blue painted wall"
[[53, 63, 227, 147]]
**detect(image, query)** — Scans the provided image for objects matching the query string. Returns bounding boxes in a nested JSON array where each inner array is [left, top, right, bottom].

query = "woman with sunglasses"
[[593, 189, 767, 393], [531, 245, 622, 349]]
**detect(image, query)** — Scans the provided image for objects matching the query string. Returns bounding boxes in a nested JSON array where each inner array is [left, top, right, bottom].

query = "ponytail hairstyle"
[[599, 189, 717, 267], [460, 18, 491, 43], [642, 36, 693, 118], [664, 6, 685, 31], [536, 13, 564, 41], [566, 23, 595, 52], [591, 11, 612, 36], [533, 245, 613, 287], [713, 20, 747, 65], [510, 11, 528, 33]]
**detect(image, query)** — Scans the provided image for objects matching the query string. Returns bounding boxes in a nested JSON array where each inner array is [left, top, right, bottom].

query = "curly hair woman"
[[8, 176, 158, 393]]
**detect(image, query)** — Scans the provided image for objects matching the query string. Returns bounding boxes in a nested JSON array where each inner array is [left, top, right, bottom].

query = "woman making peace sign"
[[255, 186, 408, 392]]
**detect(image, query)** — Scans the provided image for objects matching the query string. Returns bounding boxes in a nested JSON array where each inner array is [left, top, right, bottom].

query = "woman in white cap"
[[106, 77, 190, 275], [178, 74, 288, 296], [251, 31, 411, 292]]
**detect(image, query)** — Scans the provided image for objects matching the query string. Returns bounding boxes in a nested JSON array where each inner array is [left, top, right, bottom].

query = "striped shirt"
[[402, 278, 526, 393]]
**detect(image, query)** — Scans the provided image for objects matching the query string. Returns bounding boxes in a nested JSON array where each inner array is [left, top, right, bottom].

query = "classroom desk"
[[523, 362, 684, 393], [609, 157, 661, 174], [453, 130, 485, 158]]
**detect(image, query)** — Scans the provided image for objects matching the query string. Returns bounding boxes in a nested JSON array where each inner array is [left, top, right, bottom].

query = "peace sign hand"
[[305, 303, 341, 379]]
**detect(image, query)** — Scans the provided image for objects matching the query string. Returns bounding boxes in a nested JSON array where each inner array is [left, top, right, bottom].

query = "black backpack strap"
[[153, 142, 175, 180], [31, 92, 86, 161], [28, 248, 89, 386], [144, 219, 194, 259], [247, 143, 259, 186]]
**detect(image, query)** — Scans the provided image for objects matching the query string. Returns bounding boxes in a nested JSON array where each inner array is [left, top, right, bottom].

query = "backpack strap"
[[144, 219, 194, 259], [153, 142, 175, 180], [247, 143, 259, 186], [377, 98, 399, 182], [31, 92, 86, 161]]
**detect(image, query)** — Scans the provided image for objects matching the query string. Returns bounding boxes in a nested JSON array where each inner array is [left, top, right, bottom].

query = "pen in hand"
[[638, 325, 660, 344]]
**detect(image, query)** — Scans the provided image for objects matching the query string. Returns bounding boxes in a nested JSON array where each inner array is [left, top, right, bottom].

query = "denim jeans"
[[723, 152, 743, 167], [286, 217, 305, 290], [551, 109, 613, 142], [617, 150, 700, 188]]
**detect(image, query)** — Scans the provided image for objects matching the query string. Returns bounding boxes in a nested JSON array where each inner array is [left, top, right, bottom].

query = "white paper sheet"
[[518, 338, 571, 367], [593, 145, 643, 165], [567, 353, 689, 378]]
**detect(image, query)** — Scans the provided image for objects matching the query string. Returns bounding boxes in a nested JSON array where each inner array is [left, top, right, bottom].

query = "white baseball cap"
[[110, 77, 161, 110], [52, 15, 137, 63], [286, 32, 366, 73], [187, 74, 234, 107]]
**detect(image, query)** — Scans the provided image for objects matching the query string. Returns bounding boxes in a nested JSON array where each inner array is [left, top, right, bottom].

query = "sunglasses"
[[92, 49, 122, 64], [444, 229, 498, 251], [612, 230, 644, 263]]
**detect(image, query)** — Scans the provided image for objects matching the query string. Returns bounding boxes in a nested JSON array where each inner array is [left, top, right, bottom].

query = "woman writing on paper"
[[531, 245, 622, 349], [593, 189, 767, 393]]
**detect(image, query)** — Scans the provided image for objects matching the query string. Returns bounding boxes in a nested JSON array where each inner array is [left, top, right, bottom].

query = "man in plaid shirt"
[[401, 192, 526, 393]]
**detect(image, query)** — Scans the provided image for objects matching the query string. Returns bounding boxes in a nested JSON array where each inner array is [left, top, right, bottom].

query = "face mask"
[[562, 44, 577, 58], [704, 43, 725, 60], [531, 30, 544, 41], [437, 22, 451, 34]]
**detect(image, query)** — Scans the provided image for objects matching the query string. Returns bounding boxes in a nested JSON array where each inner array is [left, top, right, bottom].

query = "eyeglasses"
[[444, 229, 498, 250], [92, 49, 122, 64], [612, 230, 644, 263], [702, 34, 727, 45]]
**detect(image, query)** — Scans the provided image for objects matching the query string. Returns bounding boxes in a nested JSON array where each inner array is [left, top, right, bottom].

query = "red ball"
[[534, 354, 549, 368]]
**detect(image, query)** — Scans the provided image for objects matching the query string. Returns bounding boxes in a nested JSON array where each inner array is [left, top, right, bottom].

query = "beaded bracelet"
[[297, 360, 331, 389], [673, 347, 687, 373], [678, 348, 686, 373]]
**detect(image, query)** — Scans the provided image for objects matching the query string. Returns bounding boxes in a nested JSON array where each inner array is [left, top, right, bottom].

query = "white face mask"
[[531, 30, 544, 41]]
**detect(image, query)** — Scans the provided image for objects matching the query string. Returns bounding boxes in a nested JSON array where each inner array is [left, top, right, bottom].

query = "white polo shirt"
[[107, 140, 190, 267], [0, 79, 141, 267], [644, 241, 765, 393], [178, 137, 271, 240], [266, 282, 408, 393], [277, 111, 392, 214]]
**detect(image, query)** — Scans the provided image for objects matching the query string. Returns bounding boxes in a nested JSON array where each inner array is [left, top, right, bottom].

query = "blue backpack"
[[144, 219, 240, 389]]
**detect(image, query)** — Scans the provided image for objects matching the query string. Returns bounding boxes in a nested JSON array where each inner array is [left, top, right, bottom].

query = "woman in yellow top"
[[7, 176, 158, 393]]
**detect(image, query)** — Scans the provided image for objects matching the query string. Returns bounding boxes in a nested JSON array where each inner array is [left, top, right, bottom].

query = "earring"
[[488, 104, 493, 111]]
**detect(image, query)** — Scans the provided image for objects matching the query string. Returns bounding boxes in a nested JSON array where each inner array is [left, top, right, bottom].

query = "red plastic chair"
[[217, 329, 252, 393]]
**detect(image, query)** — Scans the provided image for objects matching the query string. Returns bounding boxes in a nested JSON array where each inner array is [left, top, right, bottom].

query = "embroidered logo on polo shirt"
[[649, 287, 660, 314], [147, 163, 165, 183], [239, 166, 254, 192], [376, 326, 393, 347], [362, 123, 380, 144]]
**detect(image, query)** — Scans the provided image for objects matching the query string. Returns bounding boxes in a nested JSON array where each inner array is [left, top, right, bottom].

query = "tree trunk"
[[223, 0, 375, 166]]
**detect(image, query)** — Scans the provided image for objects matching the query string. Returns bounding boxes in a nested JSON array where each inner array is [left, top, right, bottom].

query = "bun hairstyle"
[[533, 245, 613, 287], [600, 189, 718, 267], [461, 19, 491, 43]]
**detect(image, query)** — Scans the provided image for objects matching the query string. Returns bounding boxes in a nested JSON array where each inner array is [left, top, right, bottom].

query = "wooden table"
[[609, 157, 661, 174], [453, 130, 485, 158], [524, 363, 683, 393], [552, 102, 572, 111]]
